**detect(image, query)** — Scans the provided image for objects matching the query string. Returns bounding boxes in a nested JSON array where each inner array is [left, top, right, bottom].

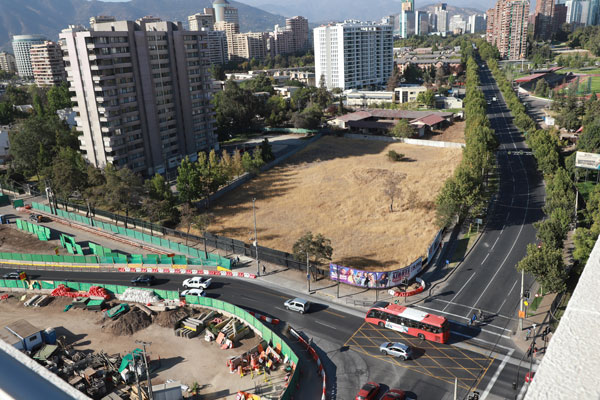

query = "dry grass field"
[[205, 136, 463, 271]]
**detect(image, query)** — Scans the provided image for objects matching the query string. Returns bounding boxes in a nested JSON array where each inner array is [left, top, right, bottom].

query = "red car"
[[381, 389, 406, 400], [356, 382, 380, 400]]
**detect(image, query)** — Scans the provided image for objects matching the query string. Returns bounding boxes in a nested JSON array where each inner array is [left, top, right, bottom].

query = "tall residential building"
[[554, 3, 568, 31], [314, 21, 393, 91], [270, 27, 294, 56], [60, 19, 217, 176], [0, 52, 17, 73], [286, 16, 310, 52], [188, 12, 215, 31], [468, 15, 486, 33], [434, 4, 449, 33], [534, 0, 555, 40], [486, 0, 529, 60], [30, 41, 66, 86], [228, 32, 271, 61], [11, 34, 46, 78], [213, 0, 239, 25], [206, 30, 229, 64]]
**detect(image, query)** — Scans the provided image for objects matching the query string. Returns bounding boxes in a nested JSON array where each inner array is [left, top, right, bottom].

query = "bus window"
[[367, 310, 377, 318]]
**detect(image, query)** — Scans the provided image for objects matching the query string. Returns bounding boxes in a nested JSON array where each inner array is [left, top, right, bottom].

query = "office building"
[[434, 4, 449, 33], [565, 0, 598, 27], [534, 0, 555, 40], [60, 18, 217, 176], [416, 11, 430, 35], [401, 0, 415, 11], [449, 15, 467, 33], [314, 21, 393, 90], [30, 41, 66, 86], [286, 16, 310, 52], [188, 12, 215, 31], [486, 0, 529, 60], [0, 52, 17, 73], [400, 10, 416, 38], [11, 34, 46, 78], [213, 0, 239, 25], [554, 4, 568, 32], [468, 15, 486, 33]]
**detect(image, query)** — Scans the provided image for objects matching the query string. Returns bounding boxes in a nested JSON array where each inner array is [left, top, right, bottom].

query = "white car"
[[180, 288, 206, 297], [182, 276, 212, 289]]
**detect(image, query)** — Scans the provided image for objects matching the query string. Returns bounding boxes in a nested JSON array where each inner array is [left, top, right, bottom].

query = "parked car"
[[355, 382, 380, 400], [379, 342, 412, 360], [182, 276, 212, 290], [180, 288, 205, 297], [284, 298, 310, 314], [130, 274, 156, 286], [381, 389, 406, 400], [2, 271, 24, 280]]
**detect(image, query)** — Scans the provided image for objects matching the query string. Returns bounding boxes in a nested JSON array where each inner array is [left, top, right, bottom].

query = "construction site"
[[0, 285, 296, 400]]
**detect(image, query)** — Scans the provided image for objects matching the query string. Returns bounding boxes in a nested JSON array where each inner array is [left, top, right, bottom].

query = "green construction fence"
[[0, 278, 300, 399], [31, 202, 230, 269], [15, 219, 50, 241]]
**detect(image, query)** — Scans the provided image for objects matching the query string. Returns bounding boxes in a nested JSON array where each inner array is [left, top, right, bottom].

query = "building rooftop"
[[337, 109, 453, 123], [4, 319, 42, 339], [525, 237, 600, 399], [514, 73, 547, 83], [411, 114, 446, 127]]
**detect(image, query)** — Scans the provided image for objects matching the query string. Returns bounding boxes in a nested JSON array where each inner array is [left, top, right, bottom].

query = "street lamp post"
[[306, 250, 310, 293], [519, 269, 524, 331], [252, 198, 260, 276]]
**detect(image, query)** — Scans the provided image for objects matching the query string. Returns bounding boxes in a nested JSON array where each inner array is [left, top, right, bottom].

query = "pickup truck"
[[182, 276, 212, 289]]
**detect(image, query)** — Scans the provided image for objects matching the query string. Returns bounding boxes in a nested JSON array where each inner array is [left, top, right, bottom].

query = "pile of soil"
[[104, 307, 152, 336], [155, 308, 190, 328]]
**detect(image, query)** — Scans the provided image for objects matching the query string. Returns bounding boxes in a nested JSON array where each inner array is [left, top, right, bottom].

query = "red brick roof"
[[411, 114, 445, 126]]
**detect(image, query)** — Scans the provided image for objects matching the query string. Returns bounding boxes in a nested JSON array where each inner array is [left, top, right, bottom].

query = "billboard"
[[575, 151, 600, 170], [427, 229, 443, 261], [329, 257, 423, 289]]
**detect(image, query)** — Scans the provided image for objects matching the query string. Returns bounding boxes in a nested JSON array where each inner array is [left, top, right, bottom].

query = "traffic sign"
[[518, 310, 525, 318]]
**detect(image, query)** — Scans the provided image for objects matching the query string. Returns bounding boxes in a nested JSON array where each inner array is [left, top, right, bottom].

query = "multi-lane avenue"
[[0, 59, 545, 400]]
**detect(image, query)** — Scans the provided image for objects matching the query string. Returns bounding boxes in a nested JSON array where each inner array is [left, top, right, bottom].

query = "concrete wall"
[[344, 133, 465, 148]]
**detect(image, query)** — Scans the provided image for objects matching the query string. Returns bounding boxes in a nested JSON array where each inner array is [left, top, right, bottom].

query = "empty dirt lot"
[[206, 136, 463, 270]]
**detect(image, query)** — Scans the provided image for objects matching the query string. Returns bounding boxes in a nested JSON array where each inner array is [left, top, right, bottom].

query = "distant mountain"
[[417, 4, 485, 18], [236, 0, 487, 23], [0, 0, 286, 51]]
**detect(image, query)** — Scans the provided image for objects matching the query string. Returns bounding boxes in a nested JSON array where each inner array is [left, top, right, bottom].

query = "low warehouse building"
[[0, 319, 44, 351]]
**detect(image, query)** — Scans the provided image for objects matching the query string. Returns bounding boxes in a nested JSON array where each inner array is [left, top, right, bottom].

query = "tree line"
[[434, 52, 497, 227], [479, 39, 570, 293]]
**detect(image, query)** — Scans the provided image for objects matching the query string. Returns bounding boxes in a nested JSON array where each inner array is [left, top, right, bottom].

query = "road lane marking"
[[495, 279, 518, 315], [442, 272, 476, 312], [414, 304, 512, 335], [490, 235, 501, 251], [481, 253, 490, 265], [481, 349, 514, 399], [314, 320, 338, 330], [323, 309, 346, 318]]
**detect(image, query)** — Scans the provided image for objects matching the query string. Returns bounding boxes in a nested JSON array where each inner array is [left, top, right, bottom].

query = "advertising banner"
[[329, 257, 423, 288], [427, 229, 443, 261], [575, 151, 600, 170]]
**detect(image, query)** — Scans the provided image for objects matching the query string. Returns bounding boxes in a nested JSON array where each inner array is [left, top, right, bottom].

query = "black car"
[[130, 274, 156, 286], [3, 271, 24, 280]]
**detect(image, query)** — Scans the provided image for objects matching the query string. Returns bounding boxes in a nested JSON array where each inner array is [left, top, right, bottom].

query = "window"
[[28, 336, 37, 342]]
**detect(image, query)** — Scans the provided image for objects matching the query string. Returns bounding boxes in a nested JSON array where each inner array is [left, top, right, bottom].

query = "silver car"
[[379, 342, 412, 360]]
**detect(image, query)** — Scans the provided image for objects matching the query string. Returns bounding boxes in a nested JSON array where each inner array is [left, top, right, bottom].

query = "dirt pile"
[[104, 307, 152, 336], [155, 308, 190, 328]]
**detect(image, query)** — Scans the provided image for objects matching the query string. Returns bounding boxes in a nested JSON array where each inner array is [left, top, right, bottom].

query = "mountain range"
[[0, 0, 286, 51], [236, 0, 488, 23]]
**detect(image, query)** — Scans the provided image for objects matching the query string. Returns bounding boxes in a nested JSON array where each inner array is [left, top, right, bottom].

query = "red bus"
[[365, 301, 450, 343]]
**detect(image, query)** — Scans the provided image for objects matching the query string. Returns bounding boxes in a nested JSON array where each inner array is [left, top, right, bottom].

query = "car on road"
[[492, 96, 497, 102], [130, 274, 156, 286], [381, 389, 406, 400], [284, 297, 310, 314], [2, 271, 24, 280], [182, 276, 212, 289], [379, 342, 412, 360], [180, 288, 205, 297], [355, 382, 380, 400]]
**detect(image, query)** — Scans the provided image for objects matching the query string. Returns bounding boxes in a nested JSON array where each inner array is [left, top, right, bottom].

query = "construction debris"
[[155, 308, 190, 328], [104, 307, 152, 336], [118, 288, 160, 304]]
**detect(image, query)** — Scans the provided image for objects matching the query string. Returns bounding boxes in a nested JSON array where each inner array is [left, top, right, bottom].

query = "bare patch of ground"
[[204, 136, 462, 270], [0, 225, 68, 254], [427, 120, 466, 143]]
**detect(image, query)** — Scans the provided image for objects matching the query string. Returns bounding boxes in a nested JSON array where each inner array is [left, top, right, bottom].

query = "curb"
[[117, 267, 256, 279]]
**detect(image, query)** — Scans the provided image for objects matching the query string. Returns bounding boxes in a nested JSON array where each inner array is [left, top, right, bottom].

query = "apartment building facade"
[[286, 16, 310, 52], [314, 21, 393, 91], [12, 34, 46, 78], [486, 0, 529, 60], [30, 41, 66, 86], [0, 52, 17, 73], [60, 18, 216, 176]]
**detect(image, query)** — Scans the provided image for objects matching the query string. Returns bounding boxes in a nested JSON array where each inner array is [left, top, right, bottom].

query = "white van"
[[284, 298, 310, 314]]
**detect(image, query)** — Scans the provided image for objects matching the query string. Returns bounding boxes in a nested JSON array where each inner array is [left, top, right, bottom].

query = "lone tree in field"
[[383, 173, 406, 212], [293, 232, 333, 266]]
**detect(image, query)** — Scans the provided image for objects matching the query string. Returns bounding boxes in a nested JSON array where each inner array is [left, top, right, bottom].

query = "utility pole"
[[519, 269, 524, 331], [454, 377, 458, 400], [306, 250, 310, 293], [136, 340, 153, 400], [528, 325, 537, 382], [336, 265, 340, 298], [252, 198, 260, 276], [130, 350, 143, 400]]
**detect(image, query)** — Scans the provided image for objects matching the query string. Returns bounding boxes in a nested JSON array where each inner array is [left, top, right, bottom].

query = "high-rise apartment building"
[[228, 32, 271, 61], [60, 18, 217, 176], [534, 0, 556, 40], [554, 3, 568, 31], [12, 34, 46, 78], [206, 30, 229, 64], [188, 12, 215, 31], [486, 0, 529, 60], [286, 16, 310, 52], [0, 52, 17, 73], [30, 41, 66, 86], [314, 21, 393, 91], [434, 4, 449, 33]]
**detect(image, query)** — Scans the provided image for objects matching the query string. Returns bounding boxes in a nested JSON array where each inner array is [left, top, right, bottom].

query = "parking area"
[[344, 322, 495, 390]]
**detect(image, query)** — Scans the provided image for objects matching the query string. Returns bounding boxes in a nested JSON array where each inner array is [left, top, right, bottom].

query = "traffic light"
[[524, 290, 530, 299]]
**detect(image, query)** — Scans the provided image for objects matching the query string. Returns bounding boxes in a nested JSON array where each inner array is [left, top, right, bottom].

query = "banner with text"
[[329, 257, 423, 288]]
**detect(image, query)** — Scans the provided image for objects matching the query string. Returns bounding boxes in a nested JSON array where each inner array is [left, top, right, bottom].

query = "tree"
[[180, 203, 195, 246], [50, 147, 87, 211], [435, 66, 446, 86], [46, 83, 72, 114], [176, 156, 200, 204], [292, 103, 322, 130], [4, 85, 30, 105], [209, 63, 226, 81], [402, 63, 423, 84], [103, 165, 144, 228], [292, 231, 333, 267], [82, 165, 105, 218], [517, 244, 567, 293], [260, 138, 275, 163], [241, 151, 255, 173], [146, 173, 174, 203], [239, 74, 275, 94], [192, 212, 213, 255], [417, 90, 436, 108], [387, 66, 402, 91], [231, 149, 245, 177], [389, 119, 416, 138], [383, 175, 404, 212], [212, 80, 260, 141]]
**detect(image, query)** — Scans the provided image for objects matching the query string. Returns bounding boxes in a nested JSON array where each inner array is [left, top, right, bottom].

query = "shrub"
[[388, 150, 405, 162]]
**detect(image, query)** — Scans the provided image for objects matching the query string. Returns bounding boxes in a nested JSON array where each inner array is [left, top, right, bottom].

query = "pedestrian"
[[478, 309, 484, 320], [469, 313, 477, 326], [236, 256, 240, 263], [525, 328, 531, 341], [262, 265, 266, 275]]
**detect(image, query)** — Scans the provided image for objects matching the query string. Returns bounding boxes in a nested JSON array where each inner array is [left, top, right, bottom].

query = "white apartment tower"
[[60, 19, 217, 176], [12, 34, 46, 78], [314, 21, 393, 91], [30, 41, 66, 86]]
